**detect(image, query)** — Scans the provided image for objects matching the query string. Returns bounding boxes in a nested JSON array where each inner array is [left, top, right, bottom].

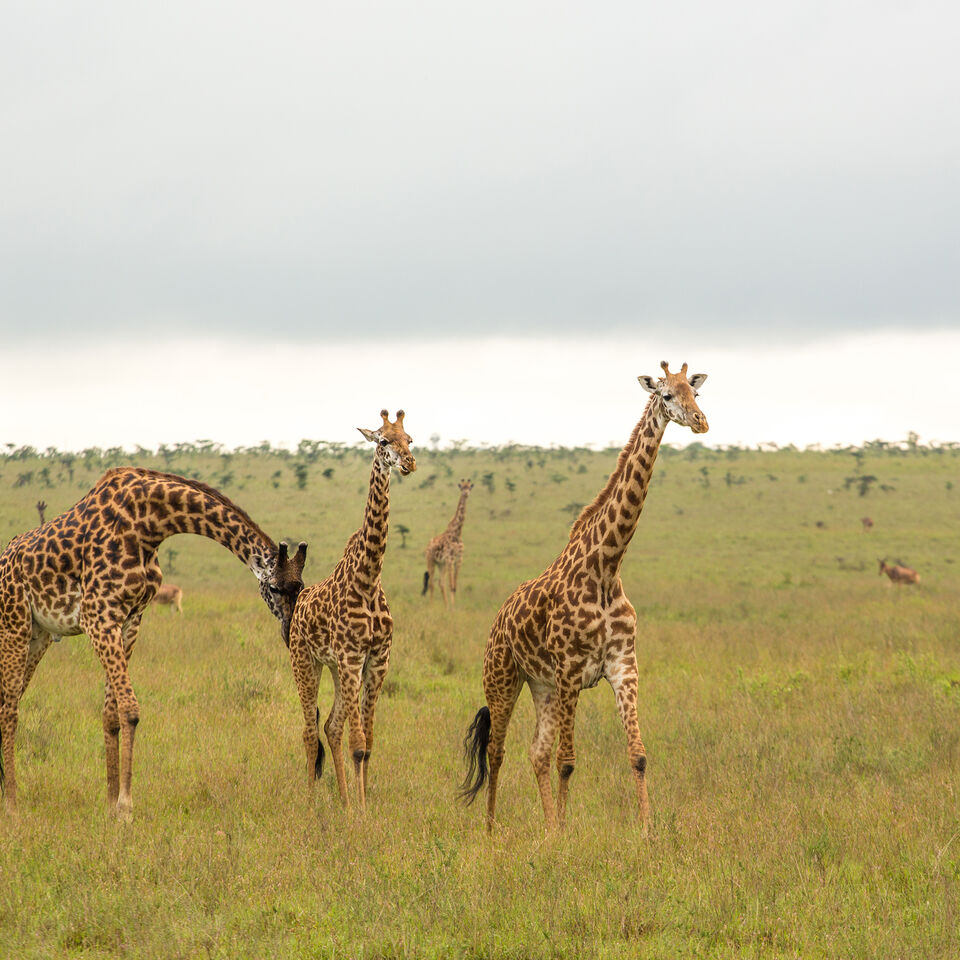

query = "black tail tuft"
[[457, 706, 491, 805], [314, 707, 325, 779], [422, 571, 430, 595]]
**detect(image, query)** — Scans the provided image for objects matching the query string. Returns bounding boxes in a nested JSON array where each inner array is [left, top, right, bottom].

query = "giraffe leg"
[[481, 638, 522, 832], [0, 632, 29, 814], [554, 683, 581, 830], [447, 563, 458, 609], [102, 677, 120, 807], [607, 652, 650, 833], [528, 680, 560, 830], [359, 645, 390, 800], [324, 665, 349, 806], [426, 555, 436, 600], [343, 671, 366, 810], [324, 661, 365, 809], [290, 643, 322, 791], [437, 563, 449, 608], [101, 616, 142, 810], [21, 630, 55, 697], [88, 620, 140, 820]]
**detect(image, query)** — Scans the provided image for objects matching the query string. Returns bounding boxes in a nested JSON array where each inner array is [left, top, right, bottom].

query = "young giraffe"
[[461, 362, 709, 833], [287, 410, 415, 809], [422, 479, 473, 607], [0, 467, 307, 818]]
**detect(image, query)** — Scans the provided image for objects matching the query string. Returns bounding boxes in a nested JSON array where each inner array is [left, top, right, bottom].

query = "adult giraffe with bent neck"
[[461, 361, 709, 833], [0, 467, 307, 818]]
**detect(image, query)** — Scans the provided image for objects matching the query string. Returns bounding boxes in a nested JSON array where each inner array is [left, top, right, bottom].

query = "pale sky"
[[2, 2, 957, 448], [3, 329, 957, 451]]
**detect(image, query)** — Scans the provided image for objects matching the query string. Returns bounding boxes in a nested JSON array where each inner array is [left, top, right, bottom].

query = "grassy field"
[[1, 437, 958, 958]]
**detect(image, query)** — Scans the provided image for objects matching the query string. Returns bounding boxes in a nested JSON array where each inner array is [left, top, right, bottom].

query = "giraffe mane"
[[569, 395, 655, 539], [105, 467, 278, 552]]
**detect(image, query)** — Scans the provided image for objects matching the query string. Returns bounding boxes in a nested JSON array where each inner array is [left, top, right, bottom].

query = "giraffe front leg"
[[290, 645, 322, 793], [528, 680, 559, 831], [554, 683, 580, 830], [607, 653, 650, 834], [359, 646, 391, 801], [324, 666, 349, 807], [437, 563, 449, 608], [0, 637, 28, 814], [102, 678, 120, 807], [448, 563, 458, 609], [89, 621, 140, 820]]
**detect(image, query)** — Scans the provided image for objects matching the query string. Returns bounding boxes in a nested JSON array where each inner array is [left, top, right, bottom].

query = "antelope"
[[861, 517, 874, 531], [878, 558, 920, 585], [152, 583, 184, 613]]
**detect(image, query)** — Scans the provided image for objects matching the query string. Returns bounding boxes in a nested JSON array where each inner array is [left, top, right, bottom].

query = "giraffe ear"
[[638, 375, 659, 394], [357, 427, 378, 443], [688, 373, 707, 390]]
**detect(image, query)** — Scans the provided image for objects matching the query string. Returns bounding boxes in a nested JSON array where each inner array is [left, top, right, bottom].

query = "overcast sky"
[[2, 2, 957, 447]]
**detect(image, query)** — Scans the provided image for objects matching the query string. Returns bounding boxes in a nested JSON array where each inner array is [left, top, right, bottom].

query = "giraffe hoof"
[[115, 800, 134, 823]]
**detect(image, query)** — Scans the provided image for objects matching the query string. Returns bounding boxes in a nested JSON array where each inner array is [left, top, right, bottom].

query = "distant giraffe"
[[287, 410, 415, 809], [0, 468, 306, 817], [423, 479, 473, 607], [35, 501, 47, 525], [878, 558, 920, 585], [461, 361, 709, 833], [151, 583, 183, 614]]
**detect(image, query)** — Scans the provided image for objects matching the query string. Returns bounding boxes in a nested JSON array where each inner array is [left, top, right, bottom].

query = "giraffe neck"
[[125, 470, 278, 580], [345, 456, 391, 592], [445, 490, 470, 540], [571, 396, 668, 583]]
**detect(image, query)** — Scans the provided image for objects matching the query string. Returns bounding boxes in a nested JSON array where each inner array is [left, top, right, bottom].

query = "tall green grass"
[[1, 441, 958, 957]]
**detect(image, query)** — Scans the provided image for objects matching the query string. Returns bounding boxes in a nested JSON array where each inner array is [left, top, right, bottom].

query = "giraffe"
[[0, 467, 307, 818], [287, 410, 415, 809], [460, 361, 709, 833], [422, 479, 473, 607]]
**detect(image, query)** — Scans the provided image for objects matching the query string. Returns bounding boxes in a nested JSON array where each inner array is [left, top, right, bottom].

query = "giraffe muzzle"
[[691, 414, 709, 434]]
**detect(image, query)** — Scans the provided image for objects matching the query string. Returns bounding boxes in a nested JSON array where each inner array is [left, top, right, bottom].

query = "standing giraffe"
[[0, 467, 307, 818], [423, 479, 473, 607], [287, 410, 415, 809], [460, 362, 709, 833]]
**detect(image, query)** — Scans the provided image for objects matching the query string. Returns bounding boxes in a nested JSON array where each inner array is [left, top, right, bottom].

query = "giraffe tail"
[[457, 706, 490, 805], [314, 707, 325, 779], [422, 571, 430, 595]]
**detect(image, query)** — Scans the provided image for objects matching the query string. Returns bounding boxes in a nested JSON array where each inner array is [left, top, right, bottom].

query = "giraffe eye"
[[379, 438, 389, 447], [663, 393, 673, 401]]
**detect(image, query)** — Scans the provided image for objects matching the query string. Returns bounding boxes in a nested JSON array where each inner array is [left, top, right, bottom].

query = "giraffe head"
[[358, 409, 417, 475], [458, 479, 474, 496], [260, 540, 308, 644], [638, 361, 709, 434]]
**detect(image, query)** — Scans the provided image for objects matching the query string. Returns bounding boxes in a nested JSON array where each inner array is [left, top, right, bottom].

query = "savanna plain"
[[1, 437, 958, 959]]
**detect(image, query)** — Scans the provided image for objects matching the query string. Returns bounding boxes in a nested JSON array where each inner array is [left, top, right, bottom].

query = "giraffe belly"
[[31, 599, 83, 636]]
